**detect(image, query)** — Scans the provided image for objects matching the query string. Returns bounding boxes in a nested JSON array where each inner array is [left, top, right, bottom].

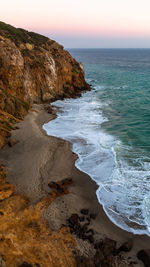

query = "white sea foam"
[[43, 89, 150, 236]]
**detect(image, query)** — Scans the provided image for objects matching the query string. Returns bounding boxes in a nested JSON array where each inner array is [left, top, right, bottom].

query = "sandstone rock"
[[0, 21, 90, 148], [42, 92, 54, 102]]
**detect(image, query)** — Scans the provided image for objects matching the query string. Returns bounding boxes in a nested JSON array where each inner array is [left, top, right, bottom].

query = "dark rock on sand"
[[8, 138, 19, 147], [94, 238, 117, 256], [48, 181, 64, 193], [79, 216, 85, 222], [67, 212, 95, 244], [45, 105, 53, 114], [118, 239, 133, 253], [89, 213, 97, 220], [48, 178, 72, 194], [137, 249, 150, 267], [61, 178, 72, 185], [87, 228, 94, 235], [68, 214, 79, 227], [75, 255, 94, 267], [80, 209, 89, 215], [87, 235, 94, 243]]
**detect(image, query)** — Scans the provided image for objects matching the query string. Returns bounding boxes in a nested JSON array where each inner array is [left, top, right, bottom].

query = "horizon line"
[[67, 47, 150, 49]]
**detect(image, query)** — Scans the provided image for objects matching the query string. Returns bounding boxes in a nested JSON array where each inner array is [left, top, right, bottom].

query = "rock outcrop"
[[0, 21, 90, 147], [0, 161, 77, 267], [0, 22, 134, 267]]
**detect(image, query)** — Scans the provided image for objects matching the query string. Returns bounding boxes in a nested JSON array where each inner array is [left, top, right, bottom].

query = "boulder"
[[137, 250, 150, 267], [80, 209, 89, 215], [118, 239, 133, 252]]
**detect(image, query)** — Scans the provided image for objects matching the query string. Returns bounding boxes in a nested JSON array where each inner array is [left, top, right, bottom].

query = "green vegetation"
[[0, 21, 28, 45], [18, 99, 29, 112], [0, 21, 49, 47], [37, 56, 45, 66], [0, 88, 15, 99], [9, 117, 16, 124], [27, 31, 50, 46], [21, 48, 32, 58], [72, 68, 78, 74], [0, 88, 29, 113], [3, 121, 12, 130]]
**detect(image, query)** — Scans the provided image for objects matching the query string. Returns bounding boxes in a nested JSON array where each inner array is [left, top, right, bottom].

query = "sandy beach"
[[1, 103, 150, 266]]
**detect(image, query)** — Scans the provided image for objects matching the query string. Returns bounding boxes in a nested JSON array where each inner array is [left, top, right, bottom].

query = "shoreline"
[[1, 103, 150, 265]]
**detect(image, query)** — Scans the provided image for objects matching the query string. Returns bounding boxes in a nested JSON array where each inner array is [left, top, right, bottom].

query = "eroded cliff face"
[[0, 21, 90, 147], [0, 22, 91, 266], [0, 22, 135, 267]]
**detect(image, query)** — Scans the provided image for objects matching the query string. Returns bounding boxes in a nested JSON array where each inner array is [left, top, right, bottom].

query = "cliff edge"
[[0, 21, 90, 147], [0, 22, 139, 267]]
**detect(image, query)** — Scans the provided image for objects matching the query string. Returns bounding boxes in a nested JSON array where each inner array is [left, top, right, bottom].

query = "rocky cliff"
[[0, 21, 90, 147], [0, 22, 138, 267], [0, 21, 91, 266]]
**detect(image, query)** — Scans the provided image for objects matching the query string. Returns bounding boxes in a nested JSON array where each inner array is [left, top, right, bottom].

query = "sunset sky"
[[1, 0, 150, 48]]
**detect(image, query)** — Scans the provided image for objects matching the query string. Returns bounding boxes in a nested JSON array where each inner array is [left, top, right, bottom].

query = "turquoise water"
[[70, 49, 150, 151], [43, 49, 150, 235]]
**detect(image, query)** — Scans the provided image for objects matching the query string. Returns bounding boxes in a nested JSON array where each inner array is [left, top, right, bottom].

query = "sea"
[[43, 48, 150, 236]]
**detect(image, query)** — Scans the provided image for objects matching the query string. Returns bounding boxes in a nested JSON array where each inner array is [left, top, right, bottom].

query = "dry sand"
[[1, 103, 150, 266]]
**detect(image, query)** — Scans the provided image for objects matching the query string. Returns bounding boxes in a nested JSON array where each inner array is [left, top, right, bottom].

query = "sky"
[[0, 0, 150, 48]]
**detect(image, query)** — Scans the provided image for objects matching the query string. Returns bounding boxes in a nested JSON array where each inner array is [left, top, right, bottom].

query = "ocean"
[[43, 48, 150, 236]]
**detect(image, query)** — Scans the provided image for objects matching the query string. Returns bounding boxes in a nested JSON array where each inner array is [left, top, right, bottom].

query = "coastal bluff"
[[0, 22, 147, 267], [0, 21, 90, 147]]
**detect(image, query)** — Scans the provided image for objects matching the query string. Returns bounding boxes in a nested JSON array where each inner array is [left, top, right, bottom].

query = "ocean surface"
[[43, 49, 150, 236]]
